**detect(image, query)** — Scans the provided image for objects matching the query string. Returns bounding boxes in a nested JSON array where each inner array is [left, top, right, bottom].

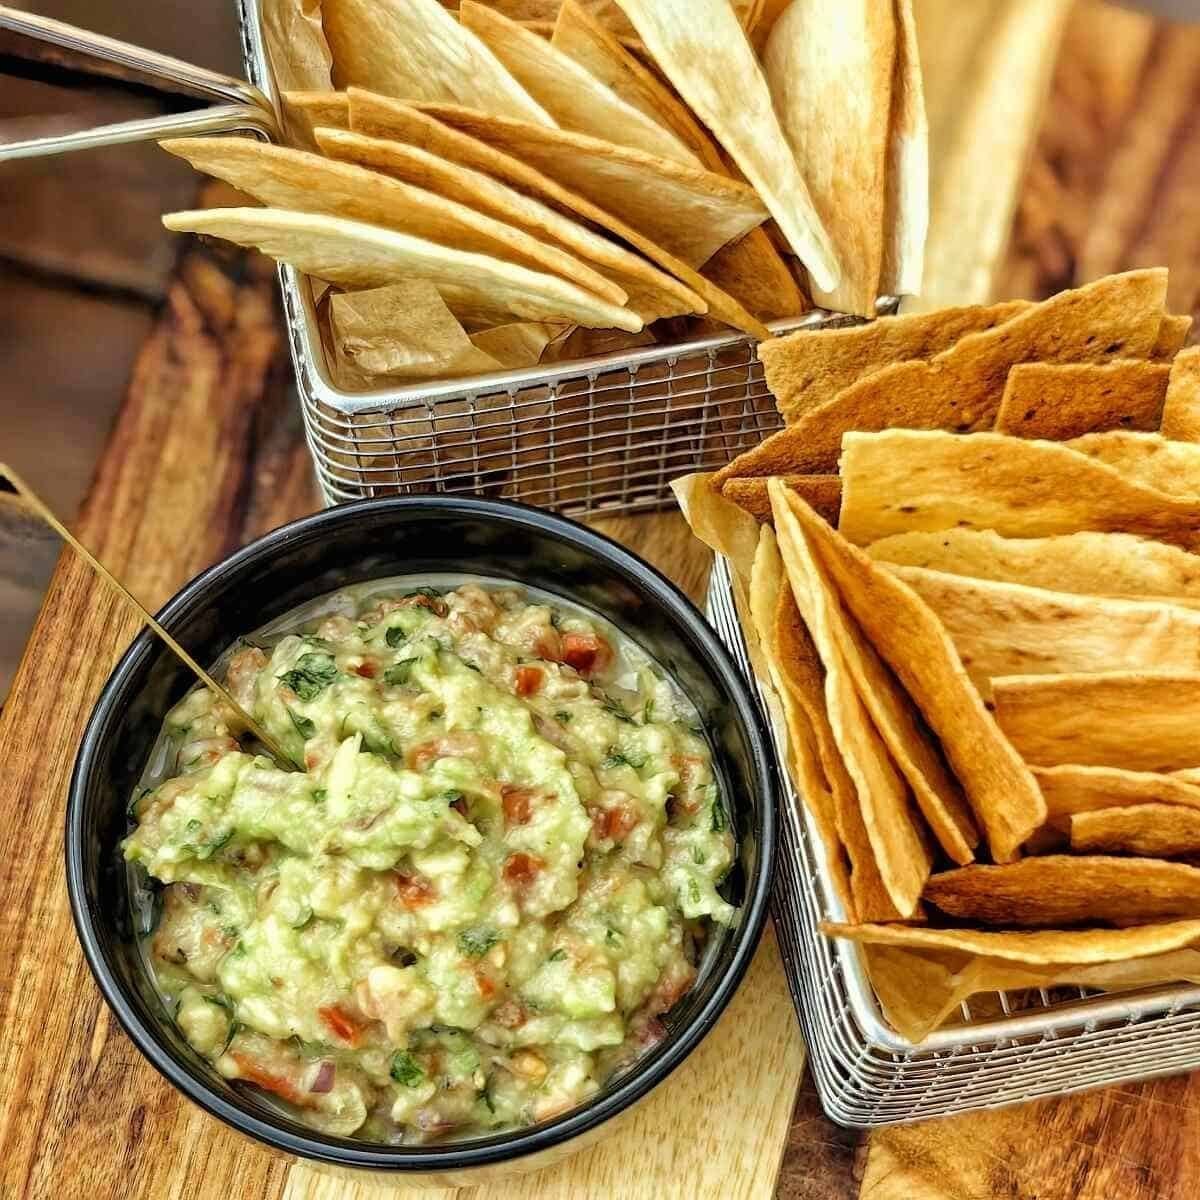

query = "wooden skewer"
[[1, 463, 300, 772]]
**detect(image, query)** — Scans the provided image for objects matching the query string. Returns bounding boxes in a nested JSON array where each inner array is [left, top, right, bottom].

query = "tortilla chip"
[[1035, 763, 1200, 822], [771, 486, 931, 915], [1162, 345, 1200, 442], [460, 2, 696, 165], [417, 104, 767, 270], [771, 481, 1046, 862], [482, 0, 638, 35], [261, 0, 334, 145], [837, 430, 1200, 550], [1068, 431, 1200, 497], [889, 565, 1200, 697], [719, 475, 841, 526], [992, 670, 1200, 772], [162, 208, 642, 331], [763, 0, 894, 316], [925, 856, 1200, 926], [994, 360, 1170, 440], [1071, 804, 1200, 858], [1154, 313, 1193, 360], [737, 270, 1169, 475], [880, 0, 928, 297], [344, 90, 767, 336], [612, 0, 841, 293], [468, 321, 562, 367], [757, 300, 1031, 428], [160, 137, 625, 306], [670, 472, 760, 590], [279, 90, 348, 145], [865, 528, 1200, 602], [322, 0, 554, 125]]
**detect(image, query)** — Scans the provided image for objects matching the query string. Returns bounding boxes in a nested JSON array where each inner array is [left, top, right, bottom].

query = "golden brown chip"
[[925, 856, 1200, 926], [865, 528, 1200, 601], [992, 670, 1200, 772], [160, 136, 624, 306], [890, 565, 1200, 697], [1067, 431, 1200, 496], [771, 488, 931, 915], [162, 208, 641, 331], [838, 430, 1200, 550], [720, 475, 842, 526], [612, 0, 841, 293], [763, 0, 894, 316], [322, 0, 554, 124], [1162, 345, 1200, 442], [771, 480, 1046, 862], [756, 300, 1030, 428], [994, 360, 1170, 440], [344, 89, 767, 336], [1070, 804, 1200, 858], [735, 270, 1168, 475], [280, 90, 349, 143], [1035, 763, 1200, 821], [1154, 313, 1193, 360]]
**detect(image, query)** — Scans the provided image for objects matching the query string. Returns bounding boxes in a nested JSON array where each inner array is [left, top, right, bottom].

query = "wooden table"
[[5, 2, 1200, 1197]]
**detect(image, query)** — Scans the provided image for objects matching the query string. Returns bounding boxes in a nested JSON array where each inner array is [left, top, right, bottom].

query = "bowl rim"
[[65, 493, 778, 1172]]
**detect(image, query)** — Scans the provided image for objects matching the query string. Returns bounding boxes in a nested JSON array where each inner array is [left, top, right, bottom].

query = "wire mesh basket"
[[706, 554, 1200, 1126]]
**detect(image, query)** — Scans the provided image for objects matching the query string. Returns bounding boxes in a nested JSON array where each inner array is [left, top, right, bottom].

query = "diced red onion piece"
[[309, 1060, 336, 1094]]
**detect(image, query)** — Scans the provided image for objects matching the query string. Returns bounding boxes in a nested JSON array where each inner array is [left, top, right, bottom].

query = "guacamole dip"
[[123, 580, 735, 1142]]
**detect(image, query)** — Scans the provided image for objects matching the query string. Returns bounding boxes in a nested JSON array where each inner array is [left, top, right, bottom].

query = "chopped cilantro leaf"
[[547, 948, 566, 962], [458, 927, 500, 958], [601, 748, 648, 771], [288, 709, 316, 739], [554, 711, 572, 724], [390, 1050, 424, 1087], [711, 800, 726, 833], [688, 878, 702, 905], [599, 692, 635, 724], [384, 660, 414, 686], [279, 652, 337, 701], [313, 788, 327, 804], [385, 626, 405, 648]]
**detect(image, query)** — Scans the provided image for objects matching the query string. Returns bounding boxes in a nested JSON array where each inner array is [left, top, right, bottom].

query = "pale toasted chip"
[[322, 0, 554, 125], [1071, 804, 1200, 858], [418, 104, 767, 269], [670, 472, 761, 592], [1068, 431, 1200, 496], [994, 360, 1170, 440], [162, 207, 642, 331], [756, 300, 1030, 429], [1035, 763, 1200, 821], [482, 0, 638, 36], [344, 90, 767, 336], [865, 528, 1200, 601], [281, 89, 349, 132], [925, 856, 1200, 926], [1154, 313, 1193, 360], [889, 565, 1200, 698], [771, 481, 1046, 862], [1162, 345, 1200, 442], [702, 231, 809, 322], [160, 136, 625, 306], [460, 2, 697, 164], [721, 475, 842, 526], [612, 0, 841, 293], [737, 270, 1169, 475], [763, 0, 894, 316], [838, 430, 1200, 550], [992, 670, 1200, 772], [880, 0, 928, 297]]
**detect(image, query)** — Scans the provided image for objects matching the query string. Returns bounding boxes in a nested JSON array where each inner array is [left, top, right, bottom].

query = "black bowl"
[[66, 495, 777, 1179]]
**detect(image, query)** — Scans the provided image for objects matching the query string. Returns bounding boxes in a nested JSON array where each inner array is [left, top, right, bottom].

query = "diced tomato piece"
[[559, 632, 612, 677], [400, 593, 449, 617], [515, 665, 543, 696], [393, 872, 435, 908], [594, 804, 638, 841], [450, 795, 468, 817], [229, 1053, 307, 1105], [474, 967, 497, 1000], [672, 754, 706, 786], [406, 732, 485, 771], [503, 852, 543, 888], [317, 1003, 366, 1047], [353, 661, 377, 679], [501, 784, 535, 826], [491, 1000, 527, 1029], [304, 750, 321, 771]]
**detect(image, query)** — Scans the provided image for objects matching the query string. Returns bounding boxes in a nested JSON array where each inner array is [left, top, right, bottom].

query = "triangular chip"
[[771, 483, 931, 915], [1154, 313, 1193, 360], [1067, 431, 1200, 496], [1162, 345, 1200, 442], [721, 474, 842, 526], [925, 856, 1200, 926], [459, 2, 697, 164], [890, 565, 1200, 697], [1035, 763, 1200, 821], [344, 90, 767, 336], [837, 430, 1200, 550], [737, 270, 1168, 475], [992, 670, 1200, 772], [160, 136, 624, 306], [771, 480, 1046, 861], [1070, 804, 1200, 858], [612, 0, 841, 292], [994, 360, 1170, 440], [282, 89, 349, 129], [417, 103, 767, 269], [317, 121, 697, 322], [162, 208, 642, 331], [322, 0, 555, 125], [756, 299, 1030, 429], [763, 0, 895, 316], [866, 528, 1200, 601]]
